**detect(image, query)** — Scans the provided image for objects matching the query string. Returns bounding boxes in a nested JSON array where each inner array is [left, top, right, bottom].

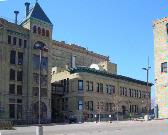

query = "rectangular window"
[[24, 40, 27, 48], [10, 69, 15, 80], [112, 85, 115, 93], [19, 39, 22, 47], [139, 91, 141, 98], [17, 71, 23, 81], [161, 62, 167, 73], [18, 52, 23, 65], [13, 37, 17, 45], [100, 83, 103, 93], [129, 89, 131, 97], [9, 104, 15, 118], [106, 85, 109, 93], [89, 101, 93, 111], [32, 87, 38, 96], [41, 88, 48, 97], [125, 88, 127, 96], [9, 84, 15, 94], [86, 81, 93, 91], [33, 55, 48, 72], [120, 87, 122, 96], [17, 99, 22, 119], [97, 83, 100, 92], [17, 104, 22, 119], [90, 82, 93, 91], [86, 81, 89, 91], [17, 85, 22, 95], [10, 50, 16, 64], [8, 35, 11, 44], [78, 100, 83, 110], [78, 80, 83, 91]]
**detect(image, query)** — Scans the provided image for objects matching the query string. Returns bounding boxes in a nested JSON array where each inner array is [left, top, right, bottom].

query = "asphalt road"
[[1, 120, 167, 135]]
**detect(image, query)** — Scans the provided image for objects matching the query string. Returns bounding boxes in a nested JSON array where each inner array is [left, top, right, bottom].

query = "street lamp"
[[142, 58, 151, 114], [34, 42, 48, 135]]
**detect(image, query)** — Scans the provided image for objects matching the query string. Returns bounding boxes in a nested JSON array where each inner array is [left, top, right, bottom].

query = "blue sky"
[[0, 0, 167, 98]]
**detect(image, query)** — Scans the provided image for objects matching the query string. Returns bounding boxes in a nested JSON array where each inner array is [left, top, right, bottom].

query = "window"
[[130, 105, 138, 113], [38, 27, 41, 35], [78, 100, 83, 110], [86, 81, 89, 90], [17, 85, 22, 95], [42, 28, 45, 36], [17, 71, 23, 81], [33, 55, 48, 71], [10, 69, 15, 80], [86, 81, 93, 91], [125, 88, 127, 96], [19, 39, 22, 47], [112, 85, 115, 93], [46, 30, 49, 37], [33, 73, 39, 84], [106, 85, 109, 93], [13, 37, 17, 45], [18, 52, 23, 65], [17, 99, 22, 119], [100, 83, 103, 93], [129, 89, 131, 97], [9, 84, 15, 94], [8, 35, 11, 44], [9, 104, 15, 118], [88, 101, 93, 111], [41, 75, 48, 87], [17, 104, 22, 119], [24, 40, 27, 48], [97, 83, 100, 92], [33, 25, 37, 33], [33, 87, 38, 96], [41, 88, 48, 97], [78, 80, 83, 91], [67, 78, 69, 93], [161, 62, 167, 73], [139, 90, 141, 98], [10, 50, 16, 64]]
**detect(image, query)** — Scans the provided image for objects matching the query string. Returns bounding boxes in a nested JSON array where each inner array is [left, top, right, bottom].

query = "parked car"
[[69, 115, 77, 124], [148, 113, 155, 120]]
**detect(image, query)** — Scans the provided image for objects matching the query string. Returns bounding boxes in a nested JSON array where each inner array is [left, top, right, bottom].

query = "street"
[[0, 120, 167, 135]]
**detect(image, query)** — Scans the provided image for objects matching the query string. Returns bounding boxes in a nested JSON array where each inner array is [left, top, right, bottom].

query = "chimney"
[[25, 2, 30, 17], [14, 11, 19, 24]]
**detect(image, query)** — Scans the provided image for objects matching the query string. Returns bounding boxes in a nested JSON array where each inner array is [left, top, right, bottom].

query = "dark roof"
[[25, 2, 52, 25], [68, 67, 153, 87]]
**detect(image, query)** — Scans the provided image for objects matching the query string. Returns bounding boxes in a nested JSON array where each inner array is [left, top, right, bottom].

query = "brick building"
[[0, 1, 152, 123]]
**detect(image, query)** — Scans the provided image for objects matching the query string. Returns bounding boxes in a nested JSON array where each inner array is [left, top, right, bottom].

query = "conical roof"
[[26, 2, 52, 25]]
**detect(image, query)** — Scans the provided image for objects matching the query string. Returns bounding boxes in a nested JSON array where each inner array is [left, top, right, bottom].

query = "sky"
[[0, 0, 167, 99]]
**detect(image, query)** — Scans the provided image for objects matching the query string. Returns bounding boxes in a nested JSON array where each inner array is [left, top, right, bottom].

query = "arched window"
[[42, 28, 45, 36], [46, 30, 49, 37], [33, 26, 37, 33], [166, 23, 168, 34], [38, 27, 41, 35]]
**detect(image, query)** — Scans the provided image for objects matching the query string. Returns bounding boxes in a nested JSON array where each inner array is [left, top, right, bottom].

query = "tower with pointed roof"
[[21, 1, 53, 122], [22, 1, 53, 39]]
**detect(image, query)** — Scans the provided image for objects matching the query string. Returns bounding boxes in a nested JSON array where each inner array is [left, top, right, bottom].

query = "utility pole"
[[142, 57, 151, 114]]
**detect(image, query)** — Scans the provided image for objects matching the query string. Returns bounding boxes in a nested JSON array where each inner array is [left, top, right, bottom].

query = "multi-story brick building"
[[153, 17, 167, 118], [0, 1, 152, 124], [51, 66, 152, 122], [0, 2, 53, 123]]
